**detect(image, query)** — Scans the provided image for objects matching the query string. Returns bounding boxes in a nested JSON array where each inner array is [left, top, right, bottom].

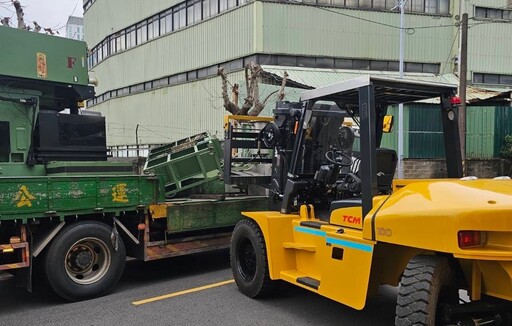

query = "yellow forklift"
[[229, 76, 512, 325]]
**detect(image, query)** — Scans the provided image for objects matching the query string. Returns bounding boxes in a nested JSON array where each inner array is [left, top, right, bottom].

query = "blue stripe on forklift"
[[294, 226, 326, 237], [326, 237, 373, 253], [294, 226, 372, 253]]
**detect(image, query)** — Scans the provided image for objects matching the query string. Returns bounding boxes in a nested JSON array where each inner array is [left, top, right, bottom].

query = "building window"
[[115, 32, 126, 52], [102, 41, 108, 58], [174, 4, 186, 30], [88, 0, 450, 68], [285, 0, 449, 14], [475, 6, 512, 20], [210, 0, 219, 15], [219, 0, 228, 12], [137, 22, 147, 45], [147, 18, 157, 40], [87, 53, 441, 108], [203, 0, 211, 18], [126, 27, 136, 48], [473, 73, 512, 85]]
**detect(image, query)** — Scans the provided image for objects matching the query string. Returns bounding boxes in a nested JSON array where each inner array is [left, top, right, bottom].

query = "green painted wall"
[[382, 104, 512, 159]]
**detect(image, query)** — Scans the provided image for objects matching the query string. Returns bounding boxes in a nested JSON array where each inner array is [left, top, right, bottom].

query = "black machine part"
[[32, 110, 108, 163]]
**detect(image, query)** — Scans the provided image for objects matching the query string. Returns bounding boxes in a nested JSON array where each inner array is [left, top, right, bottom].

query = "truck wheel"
[[230, 219, 277, 298], [44, 221, 126, 301], [395, 255, 458, 326]]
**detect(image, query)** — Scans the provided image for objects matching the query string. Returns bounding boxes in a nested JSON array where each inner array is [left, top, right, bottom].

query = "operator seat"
[[329, 147, 397, 215], [375, 147, 397, 194]]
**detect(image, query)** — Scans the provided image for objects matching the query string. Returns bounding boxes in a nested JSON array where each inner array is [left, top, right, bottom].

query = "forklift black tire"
[[395, 255, 457, 326], [230, 219, 277, 298], [44, 221, 126, 301]]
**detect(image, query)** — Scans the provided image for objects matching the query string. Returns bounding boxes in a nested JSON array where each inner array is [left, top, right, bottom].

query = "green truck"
[[0, 26, 267, 301]]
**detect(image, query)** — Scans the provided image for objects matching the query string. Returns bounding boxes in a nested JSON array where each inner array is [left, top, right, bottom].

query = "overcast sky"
[[0, 0, 82, 33]]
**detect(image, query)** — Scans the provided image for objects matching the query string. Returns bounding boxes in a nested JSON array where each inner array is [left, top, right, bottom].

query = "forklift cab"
[[264, 75, 462, 219]]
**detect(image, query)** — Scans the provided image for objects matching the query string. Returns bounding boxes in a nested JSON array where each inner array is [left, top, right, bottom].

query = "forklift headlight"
[[458, 231, 486, 248]]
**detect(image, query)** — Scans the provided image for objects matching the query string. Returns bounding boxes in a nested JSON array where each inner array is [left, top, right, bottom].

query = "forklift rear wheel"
[[230, 219, 277, 298], [44, 221, 126, 301], [395, 255, 458, 326]]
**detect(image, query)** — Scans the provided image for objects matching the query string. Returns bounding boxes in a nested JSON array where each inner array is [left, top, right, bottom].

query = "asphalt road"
[[0, 250, 398, 326]]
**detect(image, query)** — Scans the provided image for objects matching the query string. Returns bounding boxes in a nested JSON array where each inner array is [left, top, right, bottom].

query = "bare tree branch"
[[240, 62, 261, 115], [277, 71, 288, 101], [12, 0, 26, 30], [44, 27, 57, 35], [33, 21, 41, 32], [217, 62, 284, 117], [248, 70, 287, 116], [249, 90, 278, 116], [231, 83, 239, 107], [244, 65, 249, 94], [217, 67, 240, 115]]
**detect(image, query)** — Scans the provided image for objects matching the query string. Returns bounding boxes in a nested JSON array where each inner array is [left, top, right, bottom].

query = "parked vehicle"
[[230, 76, 512, 325], [0, 26, 266, 301]]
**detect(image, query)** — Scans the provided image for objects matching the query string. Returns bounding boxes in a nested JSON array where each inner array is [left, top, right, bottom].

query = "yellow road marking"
[[132, 279, 235, 306]]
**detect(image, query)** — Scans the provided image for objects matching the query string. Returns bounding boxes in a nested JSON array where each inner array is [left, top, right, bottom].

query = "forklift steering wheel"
[[325, 150, 352, 167]]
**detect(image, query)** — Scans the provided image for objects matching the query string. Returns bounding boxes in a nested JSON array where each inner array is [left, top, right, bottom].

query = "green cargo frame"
[[144, 132, 223, 196], [0, 175, 164, 222], [166, 196, 269, 233]]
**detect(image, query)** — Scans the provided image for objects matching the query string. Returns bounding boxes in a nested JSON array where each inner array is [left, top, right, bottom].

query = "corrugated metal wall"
[[84, 0, 181, 46], [90, 5, 255, 95], [466, 1, 512, 79], [408, 104, 445, 158], [260, 3, 454, 66], [93, 72, 304, 146], [95, 72, 245, 146], [466, 106, 497, 159], [381, 104, 512, 159], [494, 106, 512, 155], [83, 0, 512, 149]]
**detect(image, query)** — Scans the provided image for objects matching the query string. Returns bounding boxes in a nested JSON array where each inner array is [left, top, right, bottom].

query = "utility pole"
[[136, 124, 140, 158], [392, 0, 407, 179], [459, 13, 468, 176]]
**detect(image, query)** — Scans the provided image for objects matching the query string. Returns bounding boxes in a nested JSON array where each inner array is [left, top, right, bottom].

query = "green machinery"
[[0, 26, 267, 301]]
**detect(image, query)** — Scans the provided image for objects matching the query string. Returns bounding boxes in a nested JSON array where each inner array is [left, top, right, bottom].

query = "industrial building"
[[83, 0, 512, 157], [66, 16, 85, 41]]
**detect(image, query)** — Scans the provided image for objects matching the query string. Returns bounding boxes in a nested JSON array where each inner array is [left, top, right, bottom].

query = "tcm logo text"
[[343, 215, 361, 225]]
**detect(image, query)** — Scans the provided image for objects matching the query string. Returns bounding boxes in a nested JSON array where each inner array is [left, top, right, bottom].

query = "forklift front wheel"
[[395, 255, 458, 326], [230, 219, 277, 298]]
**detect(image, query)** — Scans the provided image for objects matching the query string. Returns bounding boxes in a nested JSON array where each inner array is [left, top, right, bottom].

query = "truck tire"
[[395, 255, 457, 326], [44, 221, 126, 301], [230, 219, 277, 298]]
